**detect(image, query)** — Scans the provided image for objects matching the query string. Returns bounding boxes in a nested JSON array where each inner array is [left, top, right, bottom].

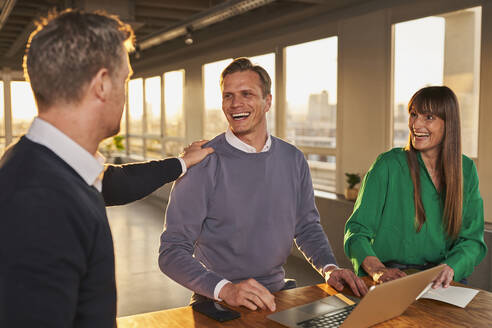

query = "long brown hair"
[[405, 86, 462, 238]]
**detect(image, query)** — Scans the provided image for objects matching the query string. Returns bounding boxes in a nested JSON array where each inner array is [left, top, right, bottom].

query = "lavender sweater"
[[159, 133, 336, 299]]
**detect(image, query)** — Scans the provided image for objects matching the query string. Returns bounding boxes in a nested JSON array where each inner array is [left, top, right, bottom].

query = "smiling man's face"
[[221, 70, 271, 138]]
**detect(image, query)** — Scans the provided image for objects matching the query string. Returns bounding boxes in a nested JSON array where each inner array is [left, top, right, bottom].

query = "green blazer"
[[344, 148, 487, 282]]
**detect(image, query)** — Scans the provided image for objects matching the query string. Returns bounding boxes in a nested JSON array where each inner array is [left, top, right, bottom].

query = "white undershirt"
[[225, 127, 271, 153]]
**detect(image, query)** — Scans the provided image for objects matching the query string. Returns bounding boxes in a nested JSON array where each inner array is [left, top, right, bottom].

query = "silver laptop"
[[267, 264, 445, 328]]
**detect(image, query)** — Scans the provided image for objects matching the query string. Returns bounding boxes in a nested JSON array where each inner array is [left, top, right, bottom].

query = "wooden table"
[[117, 280, 492, 327]]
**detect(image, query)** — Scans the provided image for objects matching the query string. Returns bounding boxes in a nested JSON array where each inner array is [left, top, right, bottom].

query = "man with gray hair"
[[0, 9, 212, 327], [159, 57, 367, 312]]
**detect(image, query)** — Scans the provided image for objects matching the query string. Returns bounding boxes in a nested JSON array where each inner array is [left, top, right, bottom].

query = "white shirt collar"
[[25, 117, 105, 191], [225, 127, 271, 153]]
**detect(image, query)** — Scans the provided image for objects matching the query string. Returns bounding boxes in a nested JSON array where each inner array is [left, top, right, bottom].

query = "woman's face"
[[408, 107, 445, 155]]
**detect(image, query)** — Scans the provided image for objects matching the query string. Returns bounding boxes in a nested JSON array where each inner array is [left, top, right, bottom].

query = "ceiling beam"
[[134, 16, 181, 27], [4, 21, 34, 58], [3, 16, 31, 25], [284, 0, 328, 3], [7, 6, 42, 17], [136, 0, 215, 11], [0, 31, 18, 38], [0, 0, 18, 31], [135, 7, 199, 20]]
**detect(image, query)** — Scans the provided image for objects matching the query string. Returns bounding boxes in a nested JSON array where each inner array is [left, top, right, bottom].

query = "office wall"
[[337, 9, 391, 190]]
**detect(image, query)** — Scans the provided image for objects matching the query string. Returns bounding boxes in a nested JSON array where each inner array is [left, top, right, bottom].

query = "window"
[[11, 81, 36, 139], [145, 76, 161, 136], [0, 81, 4, 153], [203, 58, 232, 139], [144, 76, 162, 159], [393, 7, 481, 158], [128, 78, 144, 157], [249, 53, 275, 135], [285, 37, 338, 192], [164, 70, 185, 155]]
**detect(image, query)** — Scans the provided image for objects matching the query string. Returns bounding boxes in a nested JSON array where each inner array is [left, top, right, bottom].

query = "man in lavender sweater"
[[159, 58, 367, 312]]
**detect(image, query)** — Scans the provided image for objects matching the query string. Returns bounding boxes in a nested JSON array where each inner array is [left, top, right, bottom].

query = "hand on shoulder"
[[180, 140, 214, 169]]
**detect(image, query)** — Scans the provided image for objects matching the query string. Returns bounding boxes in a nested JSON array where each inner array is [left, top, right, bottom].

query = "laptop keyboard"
[[297, 305, 356, 328]]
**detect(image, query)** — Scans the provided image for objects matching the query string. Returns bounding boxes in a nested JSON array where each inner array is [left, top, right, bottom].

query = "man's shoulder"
[[183, 134, 225, 175], [271, 136, 304, 157], [0, 138, 88, 203]]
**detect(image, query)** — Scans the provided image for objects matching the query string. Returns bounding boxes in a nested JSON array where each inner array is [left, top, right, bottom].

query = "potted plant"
[[344, 172, 361, 201], [101, 135, 125, 164]]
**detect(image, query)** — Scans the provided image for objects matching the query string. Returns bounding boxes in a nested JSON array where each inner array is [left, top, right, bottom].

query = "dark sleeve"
[[102, 158, 182, 206], [1, 190, 87, 327]]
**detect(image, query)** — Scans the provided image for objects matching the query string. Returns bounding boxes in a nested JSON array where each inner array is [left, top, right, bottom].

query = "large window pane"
[[285, 37, 338, 192], [145, 76, 161, 136], [249, 53, 276, 135], [393, 7, 481, 157], [164, 70, 185, 138], [308, 155, 336, 191], [11, 81, 36, 138], [128, 78, 143, 136], [203, 58, 232, 139], [0, 81, 4, 153]]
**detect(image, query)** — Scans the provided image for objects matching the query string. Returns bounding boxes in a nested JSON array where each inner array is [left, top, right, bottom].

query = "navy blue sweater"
[[0, 136, 183, 327], [0, 137, 116, 327]]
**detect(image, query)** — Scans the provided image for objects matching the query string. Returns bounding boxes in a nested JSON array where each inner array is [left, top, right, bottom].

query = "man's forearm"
[[158, 231, 224, 299], [102, 158, 182, 206]]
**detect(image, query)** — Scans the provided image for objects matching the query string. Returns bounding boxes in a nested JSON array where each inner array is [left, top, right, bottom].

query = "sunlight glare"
[[128, 78, 143, 119], [286, 37, 338, 111], [203, 58, 232, 110], [394, 17, 445, 103], [11, 81, 37, 120], [164, 70, 184, 120]]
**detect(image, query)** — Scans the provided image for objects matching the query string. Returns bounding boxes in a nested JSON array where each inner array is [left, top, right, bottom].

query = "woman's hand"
[[362, 256, 406, 284], [371, 267, 407, 284], [431, 264, 454, 288]]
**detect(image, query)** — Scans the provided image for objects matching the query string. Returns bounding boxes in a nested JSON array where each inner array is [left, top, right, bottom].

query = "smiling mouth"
[[413, 131, 430, 138], [231, 112, 250, 120]]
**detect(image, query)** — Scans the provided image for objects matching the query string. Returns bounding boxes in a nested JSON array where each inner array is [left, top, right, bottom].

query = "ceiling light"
[[138, 0, 275, 51], [184, 27, 193, 45]]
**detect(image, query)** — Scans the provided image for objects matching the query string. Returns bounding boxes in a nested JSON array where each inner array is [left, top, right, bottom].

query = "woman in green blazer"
[[344, 86, 487, 288]]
